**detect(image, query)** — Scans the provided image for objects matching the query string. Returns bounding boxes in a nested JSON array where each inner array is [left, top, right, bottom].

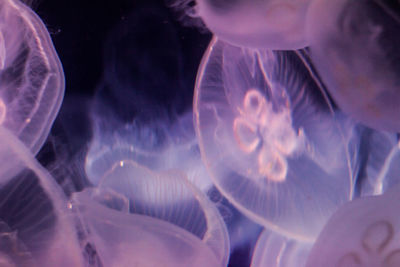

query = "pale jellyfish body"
[[193, 0, 311, 49], [305, 184, 400, 267], [0, 0, 65, 153], [76, 157, 230, 266], [72, 191, 221, 267], [251, 228, 312, 267], [306, 0, 400, 131], [194, 38, 357, 241], [0, 127, 84, 267]]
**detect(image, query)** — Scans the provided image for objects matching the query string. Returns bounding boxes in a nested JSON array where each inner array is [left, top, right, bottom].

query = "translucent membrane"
[[0, 127, 83, 267], [305, 184, 400, 267], [358, 130, 400, 197], [95, 158, 230, 266], [306, 0, 400, 131], [194, 37, 358, 242], [0, 0, 65, 154], [251, 228, 311, 267], [195, 0, 311, 49], [72, 190, 221, 267]]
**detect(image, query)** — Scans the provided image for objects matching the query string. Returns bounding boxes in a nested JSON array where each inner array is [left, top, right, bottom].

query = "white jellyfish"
[[173, 0, 312, 49], [0, 0, 65, 154], [251, 228, 312, 267], [0, 127, 84, 267], [305, 183, 400, 267], [194, 37, 359, 242], [306, 0, 400, 131], [73, 158, 230, 266]]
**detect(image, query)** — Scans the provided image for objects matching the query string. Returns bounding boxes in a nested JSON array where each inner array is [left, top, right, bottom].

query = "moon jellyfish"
[[251, 228, 311, 267], [72, 189, 222, 267], [306, 0, 400, 131], [0, 0, 65, 153], [74, 158, 229, 266], [176, 0, 311, 49], [194, 37, 358, 241], [305, 183, 400, 267], [0, 127, 83, 266]]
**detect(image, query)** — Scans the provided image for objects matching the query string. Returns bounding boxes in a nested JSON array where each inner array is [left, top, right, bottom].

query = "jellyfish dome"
[[194, 37, 358, 242], [0, 0, 65, 154], [0, 127, 84, 267], [190, 0, 311, 49], [74, 158, 230, 266], [305, 183, 400, 267], [251, 228, 311, 267], [306, 0, 400, 131], [72, 190, 222, 267]]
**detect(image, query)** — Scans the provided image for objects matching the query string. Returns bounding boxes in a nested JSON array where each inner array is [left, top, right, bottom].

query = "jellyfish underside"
[[232, 89, 305, 182]]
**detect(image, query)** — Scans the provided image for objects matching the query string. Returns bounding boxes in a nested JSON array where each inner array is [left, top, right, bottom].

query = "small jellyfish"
[[194, 37, 358, 241], [306, 0, 400, 131], [251, 228, 312, 267], [305, 183, 400, 267], [0, 127, 84, 267], [0, 0, 65, 154], [74, 156, 230, 267], [72, 190, 222, 267], [174, 0, 311, 49]]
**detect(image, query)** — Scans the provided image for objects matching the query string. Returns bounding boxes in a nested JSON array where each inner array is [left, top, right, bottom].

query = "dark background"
[[31, 0, 262, 266]]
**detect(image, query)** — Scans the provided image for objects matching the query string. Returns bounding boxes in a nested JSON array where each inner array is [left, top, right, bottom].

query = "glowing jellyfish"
[[0, 127, 83, 267], [306, 0, 400, 131], [305, 183, 400, 267], [174, 0, 311, 49], [0, 0, 65, 154], [72, 190, 222, 267], [251, 228, 311, 267], [74, 158, 230, 266], [194, 37, 358, 242]]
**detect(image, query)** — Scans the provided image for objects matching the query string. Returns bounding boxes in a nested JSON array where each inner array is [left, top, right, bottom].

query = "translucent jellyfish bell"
[[191, 0, 311, 49], [306, 0, 400, 131], [251, 228, 312, 267], [305, 184, 400, 267], [72, 190, 222, 267], [95, 159, 230, 266], [0, 0, 65, 153], [0, 127, 83, 266], [194, 37, 358, 241]]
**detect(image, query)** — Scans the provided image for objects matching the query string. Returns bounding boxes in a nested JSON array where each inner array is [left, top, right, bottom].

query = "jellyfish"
[[73, 157, 230, 266], [305, 182, 400, 267], [0, 0, 65, 154], [251, 228, 311, 267], [171, 0, 311, 49], [72, 189, 223, 267], [0, 127, 84, 266], [306, 0, 400, 131], [194, 37, 359, 242]]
